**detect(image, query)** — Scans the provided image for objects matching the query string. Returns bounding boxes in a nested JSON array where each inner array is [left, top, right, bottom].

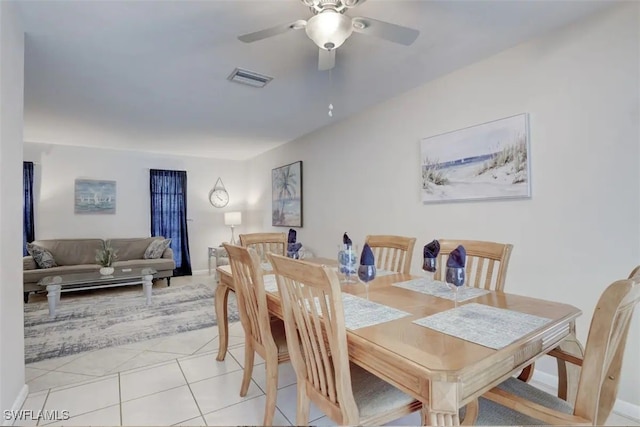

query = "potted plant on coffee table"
[[96, 244, 118, 276]]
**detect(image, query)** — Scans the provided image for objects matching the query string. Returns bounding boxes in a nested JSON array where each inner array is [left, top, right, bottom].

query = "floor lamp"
[[224, 211, 242, 245]]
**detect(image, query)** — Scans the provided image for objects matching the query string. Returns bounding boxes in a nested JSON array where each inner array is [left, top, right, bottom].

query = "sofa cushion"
[[107, 237, 165, 261], [113, 258, 175, 271], [26, 243, 58, 268], [23, 256, 37, 270], [24, 264, 102, 284], [144, 239, 172, 259], [30, 239, 105, 266]]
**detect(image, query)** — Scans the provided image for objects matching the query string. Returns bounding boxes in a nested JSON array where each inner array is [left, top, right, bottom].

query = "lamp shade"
[[224, 211, 242, 226], [305, 10, 353, 50]]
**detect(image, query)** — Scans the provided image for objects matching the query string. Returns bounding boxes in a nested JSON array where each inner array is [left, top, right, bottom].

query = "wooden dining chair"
[[223, 244, 290, 426], [530, 265, 640, 406], [475, 270, 640, 426], [364, 235, 417, 274], [434, 239, 514, 292], [267, 253, 425, 426], [239, 232, 286, 262]]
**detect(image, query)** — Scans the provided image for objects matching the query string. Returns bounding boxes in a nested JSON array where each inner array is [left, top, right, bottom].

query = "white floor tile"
[[121, 385, 200, 426], [43, 376, 119, 419], [189, 370, 263, 415], [203, 395, 290, 426], [251, 361, 297, 392], [193, 339, 219, 355], [26, 354, 85, 372], [43, 404, 120, 426], [110, 349, 181, 373], [275, 383, 324, 424], [172, 415, 207, 426], [54, 347, 141, 376], [148, 328, 217, 355], [178, 352, 242, 384], [25, 368, 49, 382], [228, 346, 264, 368], [228, 321, 245, 337], [12, 392, 49, 427], [27, 371, 98, 393], [120, 361, 186, 402]]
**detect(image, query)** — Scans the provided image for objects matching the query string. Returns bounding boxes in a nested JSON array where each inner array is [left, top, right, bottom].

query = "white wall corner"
[[2, 384, 29, 426]]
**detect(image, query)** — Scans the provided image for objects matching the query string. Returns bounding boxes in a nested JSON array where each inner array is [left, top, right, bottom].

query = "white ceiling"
[[17, 0, 614, 160]]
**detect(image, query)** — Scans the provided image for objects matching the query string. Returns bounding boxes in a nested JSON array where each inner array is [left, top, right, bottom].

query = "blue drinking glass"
[[422, 257, 437, 280], [358, 264, 376, 300], [445, 267, 465, 307]]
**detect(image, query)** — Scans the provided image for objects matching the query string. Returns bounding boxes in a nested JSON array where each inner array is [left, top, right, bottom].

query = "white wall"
[[247, 4, 640, 407], [24, 143, 248, 272], [0, 0, 26, 417]]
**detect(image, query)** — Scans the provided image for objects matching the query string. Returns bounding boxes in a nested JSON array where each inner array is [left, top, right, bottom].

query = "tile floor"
[[17, 274, 640, 426]]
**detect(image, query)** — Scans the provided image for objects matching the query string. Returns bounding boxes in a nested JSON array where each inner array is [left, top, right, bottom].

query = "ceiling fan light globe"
[[305, 11, 353, 50]]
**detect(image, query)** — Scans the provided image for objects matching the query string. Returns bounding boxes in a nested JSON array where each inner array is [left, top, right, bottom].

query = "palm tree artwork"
[[272, 161, 302, 227]]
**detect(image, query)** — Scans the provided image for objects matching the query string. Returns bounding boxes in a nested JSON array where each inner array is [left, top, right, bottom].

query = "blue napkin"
[[360, 243, 375, 266], [446, 245, 466, 268], [343, 232, 352, 249], [287, 229, 302, 258], [423, 240, 440, 258]]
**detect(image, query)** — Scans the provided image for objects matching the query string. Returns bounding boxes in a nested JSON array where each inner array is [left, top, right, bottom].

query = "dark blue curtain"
[[23, 162, 35, 256], [150, 169, 192, 276]]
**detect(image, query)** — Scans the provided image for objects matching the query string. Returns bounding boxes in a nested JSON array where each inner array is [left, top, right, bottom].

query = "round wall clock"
[[209, 178, 229, 208]]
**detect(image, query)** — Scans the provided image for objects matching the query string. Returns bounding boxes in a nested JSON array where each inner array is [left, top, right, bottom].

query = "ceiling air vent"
[[227, 68, 273, 88]]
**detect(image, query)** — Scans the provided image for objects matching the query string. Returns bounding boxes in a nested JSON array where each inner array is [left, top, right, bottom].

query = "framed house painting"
[[420, 113, 531, 203], [272, 161, 302, 227], [74, 179, 116, 214]]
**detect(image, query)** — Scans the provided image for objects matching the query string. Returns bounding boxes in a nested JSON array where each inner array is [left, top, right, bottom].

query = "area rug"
[[24, 283, 239, 364]]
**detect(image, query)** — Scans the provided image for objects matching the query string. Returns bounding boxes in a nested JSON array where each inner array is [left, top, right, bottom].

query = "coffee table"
[[38, 267, 157, 318]]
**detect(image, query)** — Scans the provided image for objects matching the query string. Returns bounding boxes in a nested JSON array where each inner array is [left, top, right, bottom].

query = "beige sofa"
[[23, 237, 175, 302]]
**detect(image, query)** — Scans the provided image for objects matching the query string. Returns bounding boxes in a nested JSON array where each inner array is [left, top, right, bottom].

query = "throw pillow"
[[144, 239, 171, 259], [27, 243, 58, 269]]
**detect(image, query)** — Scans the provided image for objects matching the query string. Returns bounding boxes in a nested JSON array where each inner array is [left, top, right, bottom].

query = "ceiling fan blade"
[[351, 16, 419, 46], [238, 19, 307, 43], [318, 49, 335, 71]]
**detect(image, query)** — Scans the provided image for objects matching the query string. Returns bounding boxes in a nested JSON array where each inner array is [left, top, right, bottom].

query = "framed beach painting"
[[74, 179, 116, 214], [420, 113, 531, 203], [272, 161, 303, 227]]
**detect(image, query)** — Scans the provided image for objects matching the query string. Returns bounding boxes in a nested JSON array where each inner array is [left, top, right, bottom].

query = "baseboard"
[[191, 269, 210, 276], [2, 384, 29, 426], [531, 370, 640, 422]]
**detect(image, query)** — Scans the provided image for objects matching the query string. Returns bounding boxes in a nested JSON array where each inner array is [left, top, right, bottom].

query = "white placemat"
[[413, 303, 552, 349], [340, 294, 411, 330], [331, 266, 397, 277], [303, 294, 411, 330], [263, 274, 278, 293], [393, 278, 489, 302], [261, 262, 273, 272]]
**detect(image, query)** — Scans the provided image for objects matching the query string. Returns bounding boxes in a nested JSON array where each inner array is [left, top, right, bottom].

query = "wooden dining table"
[[214, 258, 581, 426]]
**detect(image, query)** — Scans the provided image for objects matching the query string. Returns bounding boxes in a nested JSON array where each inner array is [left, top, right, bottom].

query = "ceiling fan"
[[238, 0, 420, 71]]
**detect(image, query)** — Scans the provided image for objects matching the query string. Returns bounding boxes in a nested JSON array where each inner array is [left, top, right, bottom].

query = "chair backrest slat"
[[239, 232, 286, 262], [434, 239, 513, 291], [364, 235, 416, 274], [269, 253, 359, 425], [223, 244, 275, 355]]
